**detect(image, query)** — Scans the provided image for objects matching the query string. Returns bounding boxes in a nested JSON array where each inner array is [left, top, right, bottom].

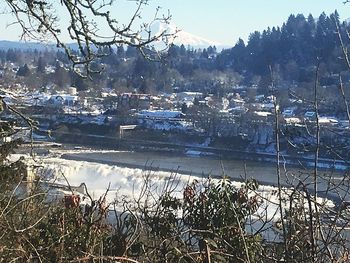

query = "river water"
[[12, 141, 343, 207], [58, 148, 346, 194]]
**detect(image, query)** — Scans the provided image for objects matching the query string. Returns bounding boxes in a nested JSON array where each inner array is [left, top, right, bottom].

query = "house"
[[118, 93, 151, 110], [176, 92, 203, 102], [229, 98, 245, 108], [304, 111, 316, 120], [228, 106, 247, 115], [282, 109, 295, 118], [251, 103, 274, 112], [255, 95, 265, 102], [48, 94, 78, 107]]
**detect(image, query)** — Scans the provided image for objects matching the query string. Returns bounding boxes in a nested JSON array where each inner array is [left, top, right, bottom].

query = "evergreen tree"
[[117, 45, 125, 58], [16, 64, 30, 77], [6, 49, 17, 63], [37, 56, 46, 73]]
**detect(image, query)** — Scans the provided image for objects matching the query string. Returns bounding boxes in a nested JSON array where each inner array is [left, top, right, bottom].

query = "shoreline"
[[24, 134, 350, 171]]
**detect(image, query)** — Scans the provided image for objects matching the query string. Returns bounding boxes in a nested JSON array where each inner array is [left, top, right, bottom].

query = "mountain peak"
[[147, 21, 223, 50]]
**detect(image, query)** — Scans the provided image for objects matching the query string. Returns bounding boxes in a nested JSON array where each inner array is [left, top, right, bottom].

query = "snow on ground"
[[141, 119, 193, 132]]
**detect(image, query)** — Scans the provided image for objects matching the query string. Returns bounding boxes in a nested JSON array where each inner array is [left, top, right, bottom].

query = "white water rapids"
[[10, 148, 336, 225]]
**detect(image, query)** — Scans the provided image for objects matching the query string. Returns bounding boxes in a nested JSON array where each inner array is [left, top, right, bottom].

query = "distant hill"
[[0, 40, 83, 52], [0, 40, 57, 51]]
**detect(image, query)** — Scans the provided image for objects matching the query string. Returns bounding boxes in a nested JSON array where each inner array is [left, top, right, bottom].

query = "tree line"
[[0, 11, 348, 97]]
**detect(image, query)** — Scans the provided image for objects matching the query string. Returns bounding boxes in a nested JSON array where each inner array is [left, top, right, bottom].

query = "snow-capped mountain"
[[145, 21, 224, 50], [0, 22, 227, 52]]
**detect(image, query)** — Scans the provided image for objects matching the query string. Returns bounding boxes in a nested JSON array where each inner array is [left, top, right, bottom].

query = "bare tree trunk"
[[270, 65, 288, 261]]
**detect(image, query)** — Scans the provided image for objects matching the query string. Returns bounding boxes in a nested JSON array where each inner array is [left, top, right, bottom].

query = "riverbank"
[[45, 128, 350, 171]]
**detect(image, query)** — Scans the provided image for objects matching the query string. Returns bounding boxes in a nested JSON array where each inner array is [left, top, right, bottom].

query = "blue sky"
[[162, 0, 349, 45], [0, 0, 348, 45]]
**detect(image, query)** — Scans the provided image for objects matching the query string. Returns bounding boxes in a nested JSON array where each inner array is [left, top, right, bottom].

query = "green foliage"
[[0, 139, 26, 191], [0, 188, 111, 262], [0, 163, 348, 262], [183, 178, 262, 262], [129, 177, 262, 262]]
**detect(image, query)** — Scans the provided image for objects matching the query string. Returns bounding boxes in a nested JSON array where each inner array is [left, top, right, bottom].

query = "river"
[[62, 149, 290, 185], [52, 146, 347, 204]]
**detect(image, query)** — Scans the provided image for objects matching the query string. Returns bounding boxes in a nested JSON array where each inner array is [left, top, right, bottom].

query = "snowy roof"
[[254, 111, 272, 117], [228, 106, 246, 113], [138, 110, 184, 119], [283, 109, 294, 114], [304, 111, 316, 118], [261, 103, 274, 109], [319, 117, 338, 124], [231, 98, 245, 104], [51, 94, 78, 101], [255, 95, 265, 100]]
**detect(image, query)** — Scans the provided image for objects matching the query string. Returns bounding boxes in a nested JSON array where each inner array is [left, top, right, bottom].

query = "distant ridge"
[[0, 40, 84, 51], [0, 32, 229, 52], [0, 40, 56, 51]]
